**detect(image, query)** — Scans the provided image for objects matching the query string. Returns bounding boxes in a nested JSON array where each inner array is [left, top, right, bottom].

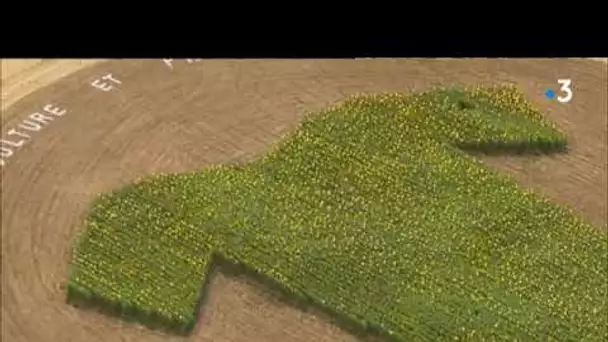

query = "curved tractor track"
[[1, 59, 607, 342]]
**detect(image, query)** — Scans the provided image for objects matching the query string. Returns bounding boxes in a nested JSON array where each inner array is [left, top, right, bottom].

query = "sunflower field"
[[67, 85, 608, 341]]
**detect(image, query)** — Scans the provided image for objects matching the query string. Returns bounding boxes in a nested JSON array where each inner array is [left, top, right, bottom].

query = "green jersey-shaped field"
[[67, 86, 607, 341]]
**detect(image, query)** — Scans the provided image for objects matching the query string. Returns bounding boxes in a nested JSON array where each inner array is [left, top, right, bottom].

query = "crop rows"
[[67, 86, 608, 341]]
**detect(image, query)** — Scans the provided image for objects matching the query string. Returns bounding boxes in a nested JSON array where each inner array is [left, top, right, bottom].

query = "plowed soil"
[[1, 59, 607, 342]]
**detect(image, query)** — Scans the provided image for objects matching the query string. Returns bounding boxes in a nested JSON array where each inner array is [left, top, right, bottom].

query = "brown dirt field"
[[1, 59, 105, 114], [1, 59, 607, 342]]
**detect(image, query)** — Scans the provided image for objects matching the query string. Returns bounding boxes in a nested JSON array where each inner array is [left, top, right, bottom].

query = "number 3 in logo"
[[557, 79, 573, 103]]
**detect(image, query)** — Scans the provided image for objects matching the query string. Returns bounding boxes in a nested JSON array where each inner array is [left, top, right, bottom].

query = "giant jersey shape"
[[67, 86, 607, 341]]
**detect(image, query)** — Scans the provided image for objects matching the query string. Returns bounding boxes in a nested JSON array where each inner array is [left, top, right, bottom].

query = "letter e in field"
[[91, 73, 121, 91], [91, 79, 113, 92], [43, 104, 67, 117]]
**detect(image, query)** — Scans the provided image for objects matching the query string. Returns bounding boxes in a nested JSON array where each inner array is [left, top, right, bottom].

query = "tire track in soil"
[[1, 59, 606, 342]]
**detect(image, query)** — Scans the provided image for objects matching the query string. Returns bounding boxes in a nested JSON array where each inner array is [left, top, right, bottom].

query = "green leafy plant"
[[67, 85, 607, 341]]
